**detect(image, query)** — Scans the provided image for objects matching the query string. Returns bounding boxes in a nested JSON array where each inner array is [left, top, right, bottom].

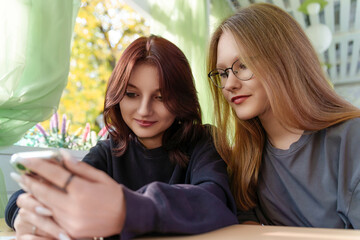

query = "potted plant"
[[0, 112, 108, 199]]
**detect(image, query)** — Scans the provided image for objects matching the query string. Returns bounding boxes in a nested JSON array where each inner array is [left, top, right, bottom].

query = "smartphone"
[[10, 150, 64, 176]]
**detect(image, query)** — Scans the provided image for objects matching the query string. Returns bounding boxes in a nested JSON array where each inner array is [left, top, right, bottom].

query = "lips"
[[231, 95, 250, 104], [135, 119, 157, 127]]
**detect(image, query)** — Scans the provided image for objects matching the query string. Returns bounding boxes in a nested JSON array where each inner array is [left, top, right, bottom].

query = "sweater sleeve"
[[336, 118, 360, 229], [237, 208, 259, 223], [121, 182, 237, 239], [341, 119, 360, 229], [5, 189, 25, 229], [120, 134, 238, 239], [348, 180, 360, 228]]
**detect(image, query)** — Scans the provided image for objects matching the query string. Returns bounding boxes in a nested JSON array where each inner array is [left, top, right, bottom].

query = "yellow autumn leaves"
[[43, 0, 150, 134]]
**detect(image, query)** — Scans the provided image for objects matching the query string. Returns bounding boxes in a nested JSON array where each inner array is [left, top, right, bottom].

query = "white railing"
[[235, 0, 360, 86]]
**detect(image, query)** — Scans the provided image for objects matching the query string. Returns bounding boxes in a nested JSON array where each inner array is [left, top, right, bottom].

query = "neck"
[[259, 110, 303, 150], [137, 137, 162, 149]]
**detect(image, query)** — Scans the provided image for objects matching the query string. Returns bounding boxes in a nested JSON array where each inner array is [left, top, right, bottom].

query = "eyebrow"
[[126, 83, 138, 89], [126, 83, 161, 93], [216, 58, 240, 69]]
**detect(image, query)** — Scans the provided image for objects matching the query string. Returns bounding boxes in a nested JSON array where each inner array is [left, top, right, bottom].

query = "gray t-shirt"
[[257, 118, 360, 228]]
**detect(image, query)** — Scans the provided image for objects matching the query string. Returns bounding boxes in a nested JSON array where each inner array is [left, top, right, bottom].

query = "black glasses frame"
[[208, 59, 253, 89]]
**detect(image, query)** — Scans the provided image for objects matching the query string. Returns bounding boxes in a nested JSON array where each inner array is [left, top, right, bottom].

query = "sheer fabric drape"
[[0, 0, 80, 146]]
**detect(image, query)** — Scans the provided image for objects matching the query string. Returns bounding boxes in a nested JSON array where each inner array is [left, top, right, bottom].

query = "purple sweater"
[[6, 131, 238, 239]]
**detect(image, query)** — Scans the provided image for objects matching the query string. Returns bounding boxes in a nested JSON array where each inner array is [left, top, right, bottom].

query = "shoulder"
[[329, 117, 360, 130], [325, 118, 360, 183], [86, 139, 112, 156], [325, 118, 360, 141], [328, 119, 360, 222], [187, 124, 223, 164], [82, 138, 113, 168], [319, 118, 360, 158], [188, 124, 215, 151]]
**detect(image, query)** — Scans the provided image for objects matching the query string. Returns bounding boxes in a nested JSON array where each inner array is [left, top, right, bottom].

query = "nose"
[[223, 71, 242, 91], [137, 97, 152, 116]]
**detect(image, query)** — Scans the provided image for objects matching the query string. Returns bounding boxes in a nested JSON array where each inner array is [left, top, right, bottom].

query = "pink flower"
[[36, 124, 48, 137], [82, 123, 90, 143], [54, 112, 59, 132], [36, 123, 50, 144], [98, 126, 108, 137], [61, 114, 67, 139]]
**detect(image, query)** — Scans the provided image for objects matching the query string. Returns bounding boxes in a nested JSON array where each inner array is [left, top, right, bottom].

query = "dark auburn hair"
[[104, 35, 203, 166]]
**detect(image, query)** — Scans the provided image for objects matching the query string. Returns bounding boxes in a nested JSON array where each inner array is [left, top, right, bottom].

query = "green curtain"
[[0, 168, 7, 218], [210, 0, 234, 34], [146, 0, 234, 123], [0, 0, 80, 146]]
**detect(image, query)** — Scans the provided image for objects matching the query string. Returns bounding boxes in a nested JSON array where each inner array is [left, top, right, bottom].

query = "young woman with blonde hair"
[[207, 3, 360, 228]]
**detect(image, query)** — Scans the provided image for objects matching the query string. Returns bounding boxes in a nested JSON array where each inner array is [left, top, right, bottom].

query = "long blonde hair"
[[207, 3, 360, 211]]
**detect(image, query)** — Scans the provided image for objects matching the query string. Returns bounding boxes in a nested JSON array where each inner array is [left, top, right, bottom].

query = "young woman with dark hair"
[[103, 35, 204, 166], [6, 35, 238, 239], [207, 3, 360, 228]]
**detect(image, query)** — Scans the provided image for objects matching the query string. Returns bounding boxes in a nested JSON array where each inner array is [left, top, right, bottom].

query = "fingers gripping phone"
[[10, 150, 64, 176]]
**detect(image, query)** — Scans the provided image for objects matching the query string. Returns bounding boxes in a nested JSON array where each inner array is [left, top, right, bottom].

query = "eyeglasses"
[[208, 59, 254, 88]]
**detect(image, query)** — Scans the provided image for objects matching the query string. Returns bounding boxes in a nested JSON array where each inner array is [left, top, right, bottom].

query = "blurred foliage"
[[40, 0, 149, 134]]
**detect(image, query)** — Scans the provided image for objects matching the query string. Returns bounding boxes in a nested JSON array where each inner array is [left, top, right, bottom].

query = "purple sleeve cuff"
[[120, 182, 238, 239], [120, 186, 157, 239]]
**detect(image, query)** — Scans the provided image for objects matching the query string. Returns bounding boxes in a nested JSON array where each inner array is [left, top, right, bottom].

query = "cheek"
[[119, 100, 132, 118], [257, 86, 269, 103], [221, 90, 231, 102], [248, 79, 268, 101], [120, 99, 133, 111], [158, 105, 176, 122], [167, 114, 176, 123], [163, 110, 176, 122]]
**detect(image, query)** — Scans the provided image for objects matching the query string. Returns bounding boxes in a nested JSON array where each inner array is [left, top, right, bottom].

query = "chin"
[[235, 112, 256, 121], [237, 117, 253, 121], [135, 133, 155, 139]]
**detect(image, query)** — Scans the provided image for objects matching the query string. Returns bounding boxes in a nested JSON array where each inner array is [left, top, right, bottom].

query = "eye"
[[210, 71, 220, 77], [239, 63, 247, 70], [155, 95, 163, 101], [125, 92, 138, 98], [219, 71, 228, 79]]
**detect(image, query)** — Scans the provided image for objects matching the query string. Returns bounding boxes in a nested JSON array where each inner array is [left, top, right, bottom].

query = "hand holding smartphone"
[[10, 150, 64, 176], [10, 150, 77, 194]]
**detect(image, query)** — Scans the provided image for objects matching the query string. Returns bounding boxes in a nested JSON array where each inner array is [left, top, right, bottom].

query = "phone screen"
[[10, 150, 63, 176]]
